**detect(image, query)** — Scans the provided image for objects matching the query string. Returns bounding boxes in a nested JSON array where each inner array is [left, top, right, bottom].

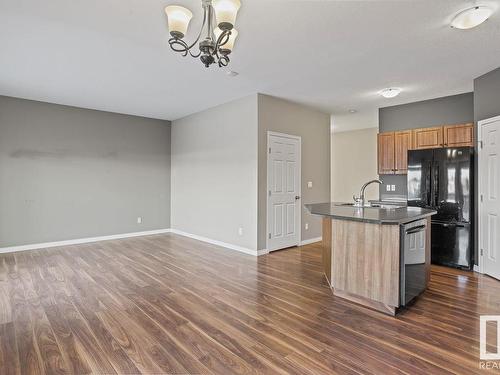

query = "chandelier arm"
[[218, 55, 229, 67], [168, 4, 208, 58], [188, 49, 202, 58], [184, 3, 209, 52], [214, 30, 230, 68], [168, 38, 190, 56], [215, 29, 231, 51]]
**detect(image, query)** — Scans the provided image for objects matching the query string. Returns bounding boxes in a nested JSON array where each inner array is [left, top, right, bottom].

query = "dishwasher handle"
[[405, 225, 426, 235]]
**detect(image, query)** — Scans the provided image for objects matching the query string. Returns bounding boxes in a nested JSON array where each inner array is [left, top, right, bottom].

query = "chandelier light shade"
[[213, 0, 241, 30], [165, 5, 193, 38], [164, 0, 242, 68]]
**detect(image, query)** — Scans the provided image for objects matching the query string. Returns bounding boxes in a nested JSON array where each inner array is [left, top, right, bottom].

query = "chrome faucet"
[[353, 179, 383, 207]]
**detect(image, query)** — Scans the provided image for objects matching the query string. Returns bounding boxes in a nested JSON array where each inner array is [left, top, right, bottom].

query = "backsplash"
[[379, 175, 407, 199]]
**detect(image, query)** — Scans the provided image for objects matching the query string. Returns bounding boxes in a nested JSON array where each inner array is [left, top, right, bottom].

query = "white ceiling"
[[1, 0, 499, 131]]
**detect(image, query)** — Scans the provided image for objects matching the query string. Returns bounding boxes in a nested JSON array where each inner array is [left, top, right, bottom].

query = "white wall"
[[331, 127, 378, 202], [171, 95, 259, 252]]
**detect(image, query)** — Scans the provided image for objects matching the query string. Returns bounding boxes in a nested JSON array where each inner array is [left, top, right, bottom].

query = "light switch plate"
[[386, 185, 391, 192], [307, 181, 313, 188], [391, 185, 396, 191], [137, 217, 142, 224]]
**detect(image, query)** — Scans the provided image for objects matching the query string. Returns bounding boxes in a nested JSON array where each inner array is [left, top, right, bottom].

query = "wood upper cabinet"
[[412, 126, 443, 150], [378, 124, 474, 175], [443, 123, 474, 147], [394, 130, 412, 175], [378, 131, 411, 175], [378, 132, 396, 175]]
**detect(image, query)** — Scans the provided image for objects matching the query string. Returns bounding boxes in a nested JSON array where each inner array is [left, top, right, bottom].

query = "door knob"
[[295, 196, 301, 200]]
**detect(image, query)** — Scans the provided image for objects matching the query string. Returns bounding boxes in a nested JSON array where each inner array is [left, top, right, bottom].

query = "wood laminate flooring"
[[0, 233, 499, 374]]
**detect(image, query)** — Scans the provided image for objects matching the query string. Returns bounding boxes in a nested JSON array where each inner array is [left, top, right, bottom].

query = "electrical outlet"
[[386, 185, 391, 192], [238, 227, 243, 236], [137, 217, 142, 224], [305, 223, 309, 230], [391, 185, 396, 192], [307, 181, 313, 188]]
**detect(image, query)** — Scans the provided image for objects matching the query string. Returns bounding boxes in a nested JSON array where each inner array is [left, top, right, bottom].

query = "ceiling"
[[1, 0, 499, 132]]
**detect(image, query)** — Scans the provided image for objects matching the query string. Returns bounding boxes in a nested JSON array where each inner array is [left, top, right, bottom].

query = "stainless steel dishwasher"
[[400, 219, 428, 306]]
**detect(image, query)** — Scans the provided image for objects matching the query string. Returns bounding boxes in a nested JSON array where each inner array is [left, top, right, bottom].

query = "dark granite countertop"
[[305, 203, 436, 225]]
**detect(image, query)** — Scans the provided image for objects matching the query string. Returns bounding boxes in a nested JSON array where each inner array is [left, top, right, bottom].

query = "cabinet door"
[[394, 130, 412, 174], [443, 123, 474, 147], [378, 132, 395, 175], [412, 127, 443, 150]]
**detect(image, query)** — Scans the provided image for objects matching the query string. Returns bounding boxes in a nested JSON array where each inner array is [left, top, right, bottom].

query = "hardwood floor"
[[0, 233, 499, 374]]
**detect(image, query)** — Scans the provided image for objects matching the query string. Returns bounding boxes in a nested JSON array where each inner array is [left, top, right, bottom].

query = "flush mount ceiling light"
[[348, 109, 357, 114], [379, 88, 402, 99], [451, 6, 493, 29], [165, 0, 241, 68]]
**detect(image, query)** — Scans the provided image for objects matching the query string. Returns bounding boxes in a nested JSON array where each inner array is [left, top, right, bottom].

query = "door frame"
[[266, 131, 302, 252], [477, 114, 500, 275]]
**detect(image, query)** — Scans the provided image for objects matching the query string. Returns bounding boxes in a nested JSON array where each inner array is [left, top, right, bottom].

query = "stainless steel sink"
[[370, 203, 405, 209], [334, 202, 404, 209]]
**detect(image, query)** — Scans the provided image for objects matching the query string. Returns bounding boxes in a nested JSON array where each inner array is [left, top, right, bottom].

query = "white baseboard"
[[0, 229, 172, 254], [169, 229, 260, 257], [0, 229, 306, 257], [300, 237, 322, 246], [257, 249, 270, 256], [473, 265, 482, 274]]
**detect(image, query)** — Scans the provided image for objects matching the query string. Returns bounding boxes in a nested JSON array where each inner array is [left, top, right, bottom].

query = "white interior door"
[[267, 133, 301, 252], [480, 116, 500, 280]]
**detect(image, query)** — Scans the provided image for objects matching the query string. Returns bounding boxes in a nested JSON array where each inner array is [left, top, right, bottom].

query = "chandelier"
[[165, 0, 241, 68]]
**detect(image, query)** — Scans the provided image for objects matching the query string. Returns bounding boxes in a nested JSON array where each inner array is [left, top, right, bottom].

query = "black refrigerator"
[[407, 147, 474, 270]]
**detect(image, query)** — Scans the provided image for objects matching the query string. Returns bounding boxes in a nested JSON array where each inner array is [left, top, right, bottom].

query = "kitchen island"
[[306, 203, 436, 315]]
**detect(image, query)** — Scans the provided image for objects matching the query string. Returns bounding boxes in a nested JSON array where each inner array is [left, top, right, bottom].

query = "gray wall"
[[474, 67, 500, 122], [378, 92, 474, 198], [258, 94, 331, 250], [473, 66, 500, 265], [0, 96, 171, 247], [171, 95, 259, 251]]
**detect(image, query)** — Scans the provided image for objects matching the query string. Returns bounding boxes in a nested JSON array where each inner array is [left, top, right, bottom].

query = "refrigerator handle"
[[433, 162, 439, 207], [427, 161, 433, 207]]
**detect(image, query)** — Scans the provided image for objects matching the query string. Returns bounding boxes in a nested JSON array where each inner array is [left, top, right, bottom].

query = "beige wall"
[[172, 93, 330, 253], [331, 127, 378, 203], [258, 94, 331, 250], [171, 95, 259, 252]]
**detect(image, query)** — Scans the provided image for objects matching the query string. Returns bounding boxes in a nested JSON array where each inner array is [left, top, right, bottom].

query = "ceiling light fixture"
[[348, 109, 357, 114], [379, 88, 402, 99], [451, 6, 493, 29], [165, 0, 241, 68]]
